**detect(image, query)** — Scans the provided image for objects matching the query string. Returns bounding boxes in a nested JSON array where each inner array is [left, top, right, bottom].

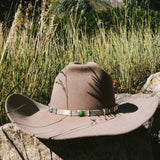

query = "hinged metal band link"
[[48, 104, 119, 116]]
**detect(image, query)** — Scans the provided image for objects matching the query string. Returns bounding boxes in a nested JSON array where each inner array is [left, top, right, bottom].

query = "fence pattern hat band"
[[48, 104, 119, 116]]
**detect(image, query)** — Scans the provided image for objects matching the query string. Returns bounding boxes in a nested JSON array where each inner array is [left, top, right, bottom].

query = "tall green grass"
[[0, 4, 160, 125]]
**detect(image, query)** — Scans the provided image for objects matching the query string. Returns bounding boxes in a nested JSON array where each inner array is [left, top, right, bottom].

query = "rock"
[[90, 0, 124, 10], [140, 72, 160, 159], [105, 0, 124, 7], [0, 123, 61, 160], [141, 72, 160, 96], [0, 122, 159, 160]]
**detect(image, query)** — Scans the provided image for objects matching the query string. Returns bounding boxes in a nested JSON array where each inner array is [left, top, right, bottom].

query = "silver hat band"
[[48, 104, 119, 116]]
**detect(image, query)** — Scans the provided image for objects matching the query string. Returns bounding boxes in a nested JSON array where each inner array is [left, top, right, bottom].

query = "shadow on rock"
[[39, 127, 155, 160], [150, 107, 160, 160]]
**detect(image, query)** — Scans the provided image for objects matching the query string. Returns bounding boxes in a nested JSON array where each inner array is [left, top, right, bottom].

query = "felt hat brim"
[[5, 93, 158, 140]]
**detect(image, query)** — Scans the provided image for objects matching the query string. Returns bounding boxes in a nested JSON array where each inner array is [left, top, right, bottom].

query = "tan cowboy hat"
[[5, 62, 158, 140]]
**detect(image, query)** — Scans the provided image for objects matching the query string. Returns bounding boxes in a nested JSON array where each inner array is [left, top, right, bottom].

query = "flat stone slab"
[[0, 123, 61, 160], [0, 121, 159, 160]]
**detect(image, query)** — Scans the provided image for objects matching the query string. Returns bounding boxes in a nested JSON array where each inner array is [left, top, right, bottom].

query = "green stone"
[[49, 107, 52, 113], [78, 110, 83, 116]]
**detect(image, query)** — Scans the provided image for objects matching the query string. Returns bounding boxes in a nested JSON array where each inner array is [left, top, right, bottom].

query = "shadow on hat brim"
[[5, 93, 158, 140]]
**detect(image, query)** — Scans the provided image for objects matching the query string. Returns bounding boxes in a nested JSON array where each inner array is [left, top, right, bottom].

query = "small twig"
[[0, 104, 25, 117]]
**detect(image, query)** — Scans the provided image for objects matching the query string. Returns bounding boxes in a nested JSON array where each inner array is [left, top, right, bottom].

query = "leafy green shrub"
[[96, 5, 160, 32], [124, 0, 160, 10]]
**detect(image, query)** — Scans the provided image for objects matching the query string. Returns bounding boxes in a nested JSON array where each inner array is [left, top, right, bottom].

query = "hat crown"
[[49, 62, 115, 110]]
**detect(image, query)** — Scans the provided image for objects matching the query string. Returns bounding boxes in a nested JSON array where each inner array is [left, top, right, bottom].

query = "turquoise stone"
[[49, 106, 52, 113], [78, 110, 83, 116]]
